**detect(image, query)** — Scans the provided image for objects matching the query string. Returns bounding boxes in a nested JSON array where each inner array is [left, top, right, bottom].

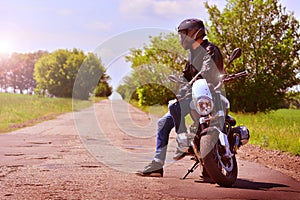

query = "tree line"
[[0, 51, 46, 94], [117, 0, 300, 113], [0, 48, 112, 99]]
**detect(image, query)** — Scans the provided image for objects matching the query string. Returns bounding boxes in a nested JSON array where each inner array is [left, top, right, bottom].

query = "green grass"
[[0, 93, 97, 133], [230, 109, 300, 156], [130, 100, 300, 155]]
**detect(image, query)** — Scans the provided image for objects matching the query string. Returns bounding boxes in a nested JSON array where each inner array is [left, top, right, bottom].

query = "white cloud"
[[119, 0, 207, 19], [119, 0, 153, 18]]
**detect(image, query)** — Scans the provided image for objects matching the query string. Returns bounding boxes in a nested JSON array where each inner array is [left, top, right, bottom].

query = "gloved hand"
[[176, 84, 191, 99], [168, 99, 177, 106]]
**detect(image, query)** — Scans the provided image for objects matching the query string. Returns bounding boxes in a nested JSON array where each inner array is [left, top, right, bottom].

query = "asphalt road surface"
[[0, 100, 299, 199]]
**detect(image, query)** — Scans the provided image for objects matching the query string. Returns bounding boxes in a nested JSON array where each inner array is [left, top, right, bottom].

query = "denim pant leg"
[[153, 112, 174, 164], [169, 98, 191, 134]]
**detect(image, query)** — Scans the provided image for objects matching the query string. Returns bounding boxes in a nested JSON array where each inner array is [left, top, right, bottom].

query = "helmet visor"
[[178, 30, 188, 41]]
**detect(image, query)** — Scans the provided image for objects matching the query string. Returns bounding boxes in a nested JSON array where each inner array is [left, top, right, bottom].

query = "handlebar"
[[223, 70, 248, 83], [214, 70, 248, 91]]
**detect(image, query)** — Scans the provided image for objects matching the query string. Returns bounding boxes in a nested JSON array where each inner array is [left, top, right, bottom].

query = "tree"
[[0, 51, 47, 93], [94, 75, 113, 97], [0, 55, 10, 92], [205, 0, 300, 112], [34, 49, 111, 99], [117, 33, 186, 106], [73, 52, 112, 99], [34, 49, 83, 97], [22, 51, 48, 93]]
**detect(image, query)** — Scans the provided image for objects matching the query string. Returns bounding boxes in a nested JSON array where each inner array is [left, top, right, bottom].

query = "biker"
[[136, 18, 224, 177]]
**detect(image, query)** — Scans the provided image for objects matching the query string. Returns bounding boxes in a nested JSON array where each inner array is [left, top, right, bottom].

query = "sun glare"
[[0, 38, 14, 54]]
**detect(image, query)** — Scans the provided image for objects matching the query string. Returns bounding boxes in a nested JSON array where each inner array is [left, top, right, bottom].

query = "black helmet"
[[177, 18, 206, 39]]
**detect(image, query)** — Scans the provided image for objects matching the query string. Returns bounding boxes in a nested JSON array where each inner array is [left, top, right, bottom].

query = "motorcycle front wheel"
[[200, 131, 238, 187]]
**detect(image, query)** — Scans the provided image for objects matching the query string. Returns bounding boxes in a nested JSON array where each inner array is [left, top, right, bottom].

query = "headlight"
[[195, 97, 213, 115]]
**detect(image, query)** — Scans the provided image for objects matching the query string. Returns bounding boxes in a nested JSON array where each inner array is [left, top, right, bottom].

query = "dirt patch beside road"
[[238, 144, 300, 182]]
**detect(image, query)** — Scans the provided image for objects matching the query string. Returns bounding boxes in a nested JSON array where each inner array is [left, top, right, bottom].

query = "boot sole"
[[135, 171, 163, 177]]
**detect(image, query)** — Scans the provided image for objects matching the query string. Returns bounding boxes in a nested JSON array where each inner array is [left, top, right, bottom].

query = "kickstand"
[[181, 160, 200, 179]]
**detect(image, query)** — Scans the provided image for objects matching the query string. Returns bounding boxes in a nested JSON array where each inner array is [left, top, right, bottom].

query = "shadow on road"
[[195, 177, 289, 190], [233, 178, 289, 190]]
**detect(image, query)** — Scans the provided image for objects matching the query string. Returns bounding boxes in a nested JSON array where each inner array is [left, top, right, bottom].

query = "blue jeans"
[[153, 98, 191, 164]]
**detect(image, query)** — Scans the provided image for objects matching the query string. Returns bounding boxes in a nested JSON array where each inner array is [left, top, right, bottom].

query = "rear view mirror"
[[227, 48, 242, 67]]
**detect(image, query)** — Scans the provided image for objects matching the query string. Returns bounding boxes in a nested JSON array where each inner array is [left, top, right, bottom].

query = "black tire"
[[200, 130, 238, 187]]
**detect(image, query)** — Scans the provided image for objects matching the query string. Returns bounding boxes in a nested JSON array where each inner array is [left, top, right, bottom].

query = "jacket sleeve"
[[177, 59, 197, 99], [182, 61, 198, 82], [200, 45, 224, 87]]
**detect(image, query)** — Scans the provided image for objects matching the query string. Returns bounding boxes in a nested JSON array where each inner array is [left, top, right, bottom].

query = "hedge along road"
[[0, 99, 299, 199]]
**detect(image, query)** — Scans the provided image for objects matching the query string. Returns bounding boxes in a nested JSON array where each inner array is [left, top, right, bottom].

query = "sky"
[[0, 0, 299, 89]]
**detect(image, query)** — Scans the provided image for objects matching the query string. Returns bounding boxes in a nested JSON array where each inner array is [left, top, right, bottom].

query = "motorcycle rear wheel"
[[200, 131, 238, 187]]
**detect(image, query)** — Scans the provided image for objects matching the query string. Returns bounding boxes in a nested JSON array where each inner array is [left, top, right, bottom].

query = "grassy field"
[[0, 93, 94, 133], [231, 109, 300, 155]]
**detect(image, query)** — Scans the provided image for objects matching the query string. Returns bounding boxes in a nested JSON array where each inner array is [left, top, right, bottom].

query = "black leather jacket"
[[178, 39, 224, 98]]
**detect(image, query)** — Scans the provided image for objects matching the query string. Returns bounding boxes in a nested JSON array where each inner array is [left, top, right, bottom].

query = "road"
[[0, 99, 299, 199]]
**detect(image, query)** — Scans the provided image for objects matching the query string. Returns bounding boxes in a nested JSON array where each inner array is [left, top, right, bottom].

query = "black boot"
[[136, 161, 163, 177]]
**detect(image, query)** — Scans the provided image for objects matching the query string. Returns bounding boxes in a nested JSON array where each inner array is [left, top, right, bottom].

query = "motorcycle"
[[168, 48, 250, 187]]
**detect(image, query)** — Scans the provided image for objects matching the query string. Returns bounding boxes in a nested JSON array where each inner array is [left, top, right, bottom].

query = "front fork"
[[191, 91, 232, 160], [191, 122, 207, 161], [209, 90, 233, 158]]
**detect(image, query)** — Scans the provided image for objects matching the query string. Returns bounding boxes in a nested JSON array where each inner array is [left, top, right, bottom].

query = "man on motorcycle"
[[136, 18, 224, 177]]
